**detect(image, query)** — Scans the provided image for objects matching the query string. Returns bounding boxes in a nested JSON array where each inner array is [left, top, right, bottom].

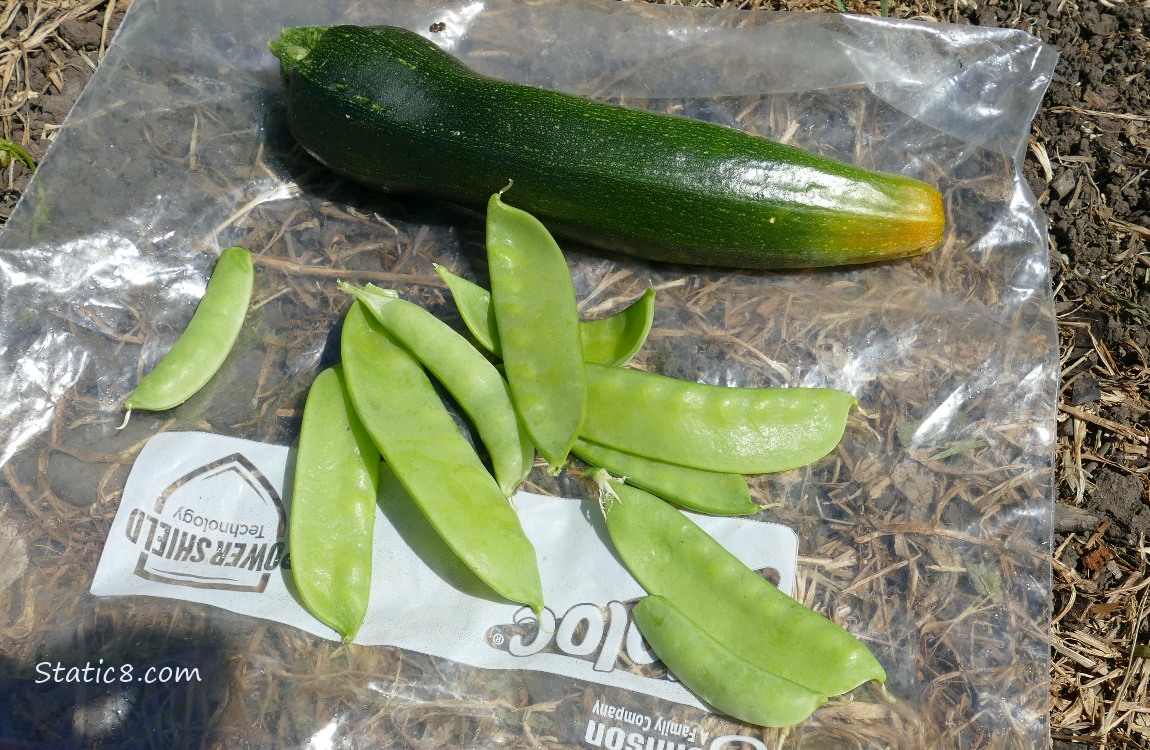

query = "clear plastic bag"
[[0, 0, 1057, 747]]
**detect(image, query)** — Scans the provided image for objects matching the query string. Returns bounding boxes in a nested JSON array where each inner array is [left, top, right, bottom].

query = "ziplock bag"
[[0, 0, 1057, 747]]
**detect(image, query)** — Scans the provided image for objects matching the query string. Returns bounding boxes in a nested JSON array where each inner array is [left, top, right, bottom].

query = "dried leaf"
[[928, 439, 990, 461], [1081, 543, 1114, 574], [0, 522, 29, 591]]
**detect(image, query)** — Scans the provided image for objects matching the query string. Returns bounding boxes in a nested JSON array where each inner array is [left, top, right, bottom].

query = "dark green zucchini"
[[270, 25, 945, 269]]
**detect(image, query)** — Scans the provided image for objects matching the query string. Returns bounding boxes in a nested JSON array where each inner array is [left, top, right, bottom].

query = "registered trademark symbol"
[[491, 632, 505, 646]]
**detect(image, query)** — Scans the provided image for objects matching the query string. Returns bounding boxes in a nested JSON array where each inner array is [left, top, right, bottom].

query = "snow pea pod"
[[486, 191, 585, 471], [434, 266, 499, 354], [582, 363, 855, 474], [341, 282, 530, 497], [571, 437, 756, 516], [632, 595, 827, 727], [578, 287, 656, 367], [125, 246, 253, 411], [435, 265, 655, 367], [341, 301, 544, 613], [289, 365, 379, 641], [601, 477, 885, 697]]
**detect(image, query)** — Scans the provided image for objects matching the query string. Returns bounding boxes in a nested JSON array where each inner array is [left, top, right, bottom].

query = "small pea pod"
[[434, 266, 499, 354], [582, 363, 855, 474], [601, 477, 885, 697], [341, 301, 544, 613], [341, 282, 530, 497], [125, 246, 254, 411], [289, 365, 379, 641], [632, 595, 827, 727], [572, 438, 756, 516], [435, 265, 655, 367], [486, 191, 585, 471], [578, 288, 656, 366]]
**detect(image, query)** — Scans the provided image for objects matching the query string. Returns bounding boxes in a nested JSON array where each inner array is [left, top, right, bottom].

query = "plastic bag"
[[0, 0, 1057, 747]]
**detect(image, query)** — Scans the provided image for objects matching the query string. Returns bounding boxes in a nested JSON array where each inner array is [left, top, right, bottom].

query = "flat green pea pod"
[[572, 438, 756, 516], [582, 363, 855, 474], [578, 287, 655, 367], [124, 246, 254, 412], [632, 595, 827, 727], [341, 301, 544, 613], [341, 282, 531, 497], [601, 476, 885, 697], [289, 365, 379, 641], [487, 191, 585, 472], [435, 265, 655, 367], [434, 266, 500, 353]]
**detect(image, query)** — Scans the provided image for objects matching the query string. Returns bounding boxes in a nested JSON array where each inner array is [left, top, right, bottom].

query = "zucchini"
[[270, 25, 945, 269]]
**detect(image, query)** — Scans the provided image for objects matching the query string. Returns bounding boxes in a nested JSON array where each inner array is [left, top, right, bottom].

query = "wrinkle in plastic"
[[0, 0, 1057, 748]]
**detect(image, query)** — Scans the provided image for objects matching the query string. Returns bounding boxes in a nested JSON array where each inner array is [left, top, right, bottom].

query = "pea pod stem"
[[340, 301, 544, 614], [572, 437, 756, 516], [124, 246, 254, 412]]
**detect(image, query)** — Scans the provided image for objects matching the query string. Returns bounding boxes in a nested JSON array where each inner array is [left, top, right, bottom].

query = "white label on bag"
[[92, 431, 799, 709]]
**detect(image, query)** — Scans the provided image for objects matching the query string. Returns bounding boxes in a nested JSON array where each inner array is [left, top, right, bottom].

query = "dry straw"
[[3, 0, 1147, 747]]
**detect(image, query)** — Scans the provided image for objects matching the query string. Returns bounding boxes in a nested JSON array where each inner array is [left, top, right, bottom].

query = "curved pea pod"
[[125, 246, 253, 411], [633, 595, 828, 727], [289, 366, 379, 641], [602, 479, 885, 697], [582, 363, 855, 474], [341, 301, 544, 614], [572, 438, 756, 516], [579, 288, 656, 367], [487, 192, 585, 471], [435, 265, 656, 368], [435, 266, 500, 353], [341, 282, 530, 497]]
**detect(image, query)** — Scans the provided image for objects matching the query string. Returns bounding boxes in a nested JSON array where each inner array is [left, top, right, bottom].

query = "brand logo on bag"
[[122, 452, 287, 592], [576, 698, 774, 749], [95, 431, 799, 726], [487, 564, 780, 676], [487, 599, 656, 674]]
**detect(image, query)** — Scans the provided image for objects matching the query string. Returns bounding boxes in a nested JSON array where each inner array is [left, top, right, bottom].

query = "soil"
[[1, 0, 1148, 747]]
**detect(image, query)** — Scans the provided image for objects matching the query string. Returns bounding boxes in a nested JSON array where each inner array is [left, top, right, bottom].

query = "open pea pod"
[[582, 363, 855, 474], [572, 438, 756, 516], [435, 265, 655, 367], [341, 282, 531, 497], [633, 595, 827, 727], [602, 477, 885, 697], [341, 301, 543, 614], [289, 365, 379, 641]]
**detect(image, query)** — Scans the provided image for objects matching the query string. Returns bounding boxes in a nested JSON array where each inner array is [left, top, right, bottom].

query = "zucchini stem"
[[269, 26, 330, 65]]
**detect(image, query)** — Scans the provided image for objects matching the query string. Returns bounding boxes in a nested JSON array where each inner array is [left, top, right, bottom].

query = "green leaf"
[[967, 561, 1004, 604], [928, 439, 990, 461], [0, 140, 35, 171]]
